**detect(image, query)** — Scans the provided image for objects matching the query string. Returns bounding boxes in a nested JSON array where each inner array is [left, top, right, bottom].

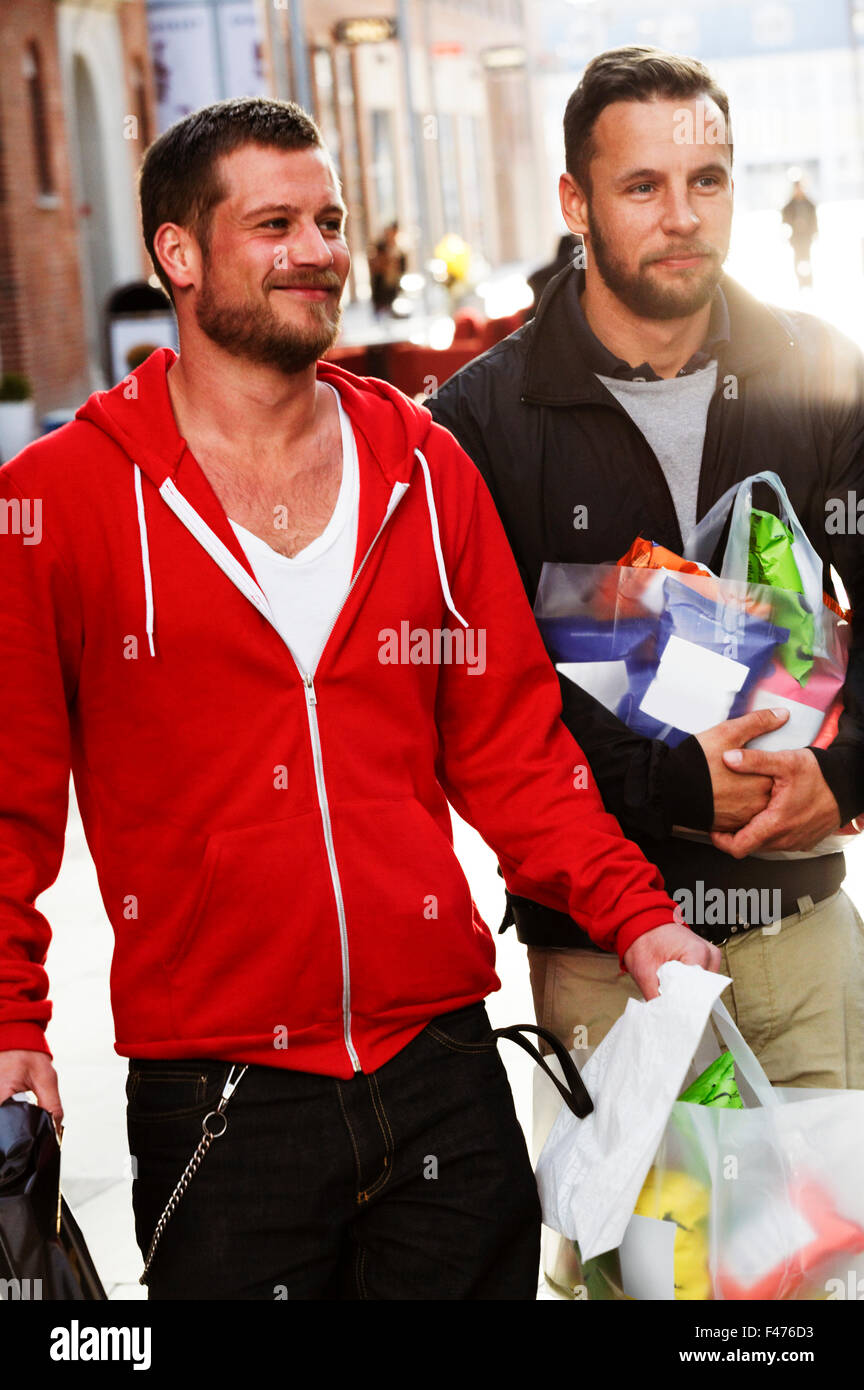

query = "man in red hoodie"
[[0, 98, 717, 1299]]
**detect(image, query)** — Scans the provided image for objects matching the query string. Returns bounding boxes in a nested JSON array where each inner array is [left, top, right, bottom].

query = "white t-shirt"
[[228, 384, 359, 675]]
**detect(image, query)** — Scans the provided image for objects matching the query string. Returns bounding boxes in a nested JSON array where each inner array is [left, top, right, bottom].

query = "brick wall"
[[0, 2, 90, 413]]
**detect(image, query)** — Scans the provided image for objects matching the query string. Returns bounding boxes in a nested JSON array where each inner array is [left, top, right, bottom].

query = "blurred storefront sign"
[[333, 18, 398, 46], [481, 45, 526, 69]]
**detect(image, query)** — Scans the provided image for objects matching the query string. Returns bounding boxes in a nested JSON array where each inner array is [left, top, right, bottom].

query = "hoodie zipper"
[[296, 483, 409, 1072], [159, 474, 408, 1073], [301, 673, 357, 1069]]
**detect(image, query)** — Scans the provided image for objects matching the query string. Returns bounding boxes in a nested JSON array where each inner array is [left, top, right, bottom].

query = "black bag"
[[0, 1099, 107, 1300]]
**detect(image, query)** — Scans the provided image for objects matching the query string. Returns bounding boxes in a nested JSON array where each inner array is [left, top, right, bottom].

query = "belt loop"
[[796, 894, 816, 920]]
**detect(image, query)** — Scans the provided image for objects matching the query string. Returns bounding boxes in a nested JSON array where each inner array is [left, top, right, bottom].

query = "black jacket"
[[430, 265, 864, 941]]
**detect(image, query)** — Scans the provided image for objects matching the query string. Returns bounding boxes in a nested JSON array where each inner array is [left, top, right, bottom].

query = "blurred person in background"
[[782, 178, 818, 290], [368, 220, 406, 316]]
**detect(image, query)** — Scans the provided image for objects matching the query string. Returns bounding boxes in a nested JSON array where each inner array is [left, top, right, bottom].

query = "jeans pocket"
[[126, 1060, 231, 1121], [424, 1002, 498, 1053]]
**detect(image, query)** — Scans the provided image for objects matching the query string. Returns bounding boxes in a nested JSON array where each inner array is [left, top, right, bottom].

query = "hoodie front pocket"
[[163, 836, 222, 973], [166, 813, 344, 1041], [332, 797, 494, 1018]]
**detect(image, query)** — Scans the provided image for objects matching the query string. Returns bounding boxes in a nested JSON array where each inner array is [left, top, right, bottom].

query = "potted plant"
[[0, 371, 36, 462]]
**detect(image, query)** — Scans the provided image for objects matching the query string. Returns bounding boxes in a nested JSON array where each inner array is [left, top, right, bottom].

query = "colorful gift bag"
[[535, 560, 794, 748], [534, 471, 854, 851]]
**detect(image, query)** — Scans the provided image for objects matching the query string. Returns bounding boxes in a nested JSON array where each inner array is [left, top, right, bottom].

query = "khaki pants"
[[529, 888, 864, 1296]]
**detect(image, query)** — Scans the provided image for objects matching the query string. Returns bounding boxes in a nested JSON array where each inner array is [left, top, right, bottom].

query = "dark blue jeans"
[[126, 1002, 541, 1299]]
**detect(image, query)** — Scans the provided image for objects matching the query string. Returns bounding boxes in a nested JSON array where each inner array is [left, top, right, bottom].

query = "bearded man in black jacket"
[[431, 46, 864, 1283]]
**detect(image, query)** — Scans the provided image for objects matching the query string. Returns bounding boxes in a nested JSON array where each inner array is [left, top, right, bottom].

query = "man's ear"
[[152, 222, 200, 297], [559, 172, 589, 237]]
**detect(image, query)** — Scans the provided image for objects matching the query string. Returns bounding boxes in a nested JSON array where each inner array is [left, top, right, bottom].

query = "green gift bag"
[[747, 508, 815, 683]]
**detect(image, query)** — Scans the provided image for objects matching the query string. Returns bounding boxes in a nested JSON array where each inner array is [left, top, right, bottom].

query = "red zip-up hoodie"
[[0, 348, 678, 1078]]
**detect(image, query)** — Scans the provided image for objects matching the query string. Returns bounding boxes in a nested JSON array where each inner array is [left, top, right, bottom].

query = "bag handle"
[[707, 999, 779, 1109], [684, 469, 825, 614], [492, 1023, 594, 1119]]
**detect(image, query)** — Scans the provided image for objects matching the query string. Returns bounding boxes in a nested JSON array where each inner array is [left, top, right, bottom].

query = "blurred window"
[[131, 58, 152, 150], [438, 112, 462, 233], [23, 41, 54, 195], [752, 3, 795, 48], [370, 109, 398, 227], [460, 113, 490, 257], [312, 48, 340, 155]]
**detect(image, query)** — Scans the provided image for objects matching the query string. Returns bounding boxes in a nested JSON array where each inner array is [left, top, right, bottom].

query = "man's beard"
[[195, 267, 343, 372], [586, 207, 725, 320]]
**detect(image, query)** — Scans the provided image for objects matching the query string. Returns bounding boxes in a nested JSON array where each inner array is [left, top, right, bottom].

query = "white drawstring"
[[133, 465, 156, 657], [132, 450, 461, 659], [413, 448, 468, 629]]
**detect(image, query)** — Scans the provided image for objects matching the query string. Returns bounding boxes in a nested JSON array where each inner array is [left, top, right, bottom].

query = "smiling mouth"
[[271, 286, 334, 300], [648, 252, 711, 270]]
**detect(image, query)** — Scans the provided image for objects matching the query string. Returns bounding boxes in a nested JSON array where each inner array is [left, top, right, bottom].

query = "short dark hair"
[[564, 46, 732, 194], [139, 97, 324, 301]]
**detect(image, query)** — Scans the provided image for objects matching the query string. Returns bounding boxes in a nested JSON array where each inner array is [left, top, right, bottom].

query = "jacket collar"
[[521, 263, 797, 405]]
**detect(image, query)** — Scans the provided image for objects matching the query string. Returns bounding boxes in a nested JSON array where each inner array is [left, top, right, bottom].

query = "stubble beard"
[[586, 206, 726, 320], [195, 268, 343, 374]]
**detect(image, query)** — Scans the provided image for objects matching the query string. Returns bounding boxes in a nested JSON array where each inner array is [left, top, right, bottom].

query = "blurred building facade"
[[145, 0, 545, 303], [1, 0, 546, 413], [296, 1, 541, 297], [0, 0, 156, 412], [532, 0, 864, 255], [11, 0, 862, 414]]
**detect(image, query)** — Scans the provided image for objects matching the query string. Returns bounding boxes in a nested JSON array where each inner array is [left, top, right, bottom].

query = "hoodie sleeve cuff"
[[809, 744, 864, 825], [613, 906, 681, 965], [659, 735, 714, 832], [0, 1023, 52, 1057]]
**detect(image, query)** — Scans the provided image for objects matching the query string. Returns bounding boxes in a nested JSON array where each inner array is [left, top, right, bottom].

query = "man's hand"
[[0, 1050, 63, 1130], [695, 708, 790, 831], [710, 746, 842, 858], [622, 922, 722, 1001]]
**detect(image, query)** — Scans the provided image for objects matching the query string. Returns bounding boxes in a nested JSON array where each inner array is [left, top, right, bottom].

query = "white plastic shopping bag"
[[535, 961, 729, 1259], [535, 962, 864, 1300]]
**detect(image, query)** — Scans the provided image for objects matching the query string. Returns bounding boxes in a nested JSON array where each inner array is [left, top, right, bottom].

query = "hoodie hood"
[[74, 348, 466, 658]]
